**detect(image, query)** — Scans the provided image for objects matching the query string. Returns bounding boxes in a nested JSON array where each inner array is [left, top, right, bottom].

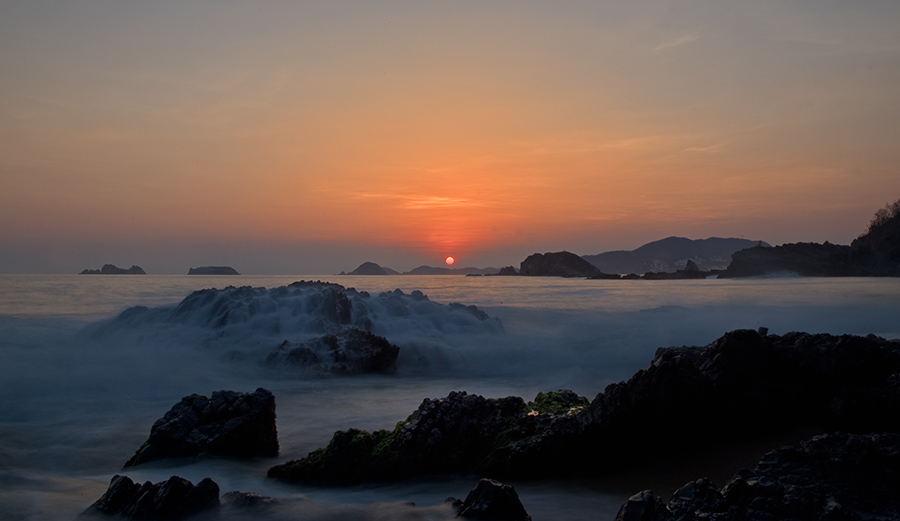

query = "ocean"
[[2, 274, 899, 520]]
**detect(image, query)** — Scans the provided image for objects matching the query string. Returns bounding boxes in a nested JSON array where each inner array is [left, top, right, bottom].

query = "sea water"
[[1, 274, 899, 520]]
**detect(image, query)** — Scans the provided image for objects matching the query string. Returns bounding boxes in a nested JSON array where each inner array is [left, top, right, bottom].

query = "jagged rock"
[[187, 266, 240, 275], [80, 264, 146, 275], [80, 474, 219, 519], [519, 251, 608, 278], [267, 389, 587, 485], [266, 328, 399, 375], [497, 266, 519, 276], [125, 388, 278, 467], [266, 330, 900, 485], [447, 478, 532, 521], [220, 491, 279, 510], [622, 432, 900, 521]]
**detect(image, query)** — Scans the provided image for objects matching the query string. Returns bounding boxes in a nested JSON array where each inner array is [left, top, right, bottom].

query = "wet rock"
[[266, 328, 399, 376], [622, 432, 900, 521], [448, 478, 532, 521], [80, 474, 219, 519], [125, 387, 278, 467]]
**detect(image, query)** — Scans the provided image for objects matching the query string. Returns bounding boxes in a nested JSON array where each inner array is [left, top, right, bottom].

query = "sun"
[[445, 256, 455, 265]]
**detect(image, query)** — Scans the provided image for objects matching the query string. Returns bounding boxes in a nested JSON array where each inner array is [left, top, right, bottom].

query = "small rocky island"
[[187, 266, 240, 275], [79, 264, 145, 275]]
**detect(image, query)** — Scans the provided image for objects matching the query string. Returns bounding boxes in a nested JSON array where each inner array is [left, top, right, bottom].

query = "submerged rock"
[[80, 474, 219, 520], [125, 388, 278, 467], [617, 432, 900, 521], [266, 328, 399, 375], [447, 478, 532, 521]]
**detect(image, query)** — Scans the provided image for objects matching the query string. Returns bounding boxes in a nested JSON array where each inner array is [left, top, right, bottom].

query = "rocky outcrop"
[[519, 251, 608, 278], [267, 389, 587, 485], [267, 330, 900, 485], [850, 199, 900, 276], [641, 259, 720, 279], [616, 432, 900, 521], [720, 242, 853, 277], [496, 266, 518, 276], [266, 328, 399, 375], [80, 474, 220, 520], [447, 478, 532, 521], [187, 266, 240, 275], [80, 264, 146, 275], [125, 388, 278, 467]]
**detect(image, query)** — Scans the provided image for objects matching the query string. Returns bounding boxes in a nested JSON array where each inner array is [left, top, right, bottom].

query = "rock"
[[720, 241, 853, 277], [623, 432, 900, 521], [220, 491, 279, 510], [447, 478, 532, 521], [266, 330, 900, 485], [267, 389, 587, 485], [519, 251, 609, 278], [497, 266, 519, 276], [266, 328, 399, 375], [80, 264, 146, 275], [125, 388, 278, 467], [80, 474, 219, 520], [187, 266, 240, 275]]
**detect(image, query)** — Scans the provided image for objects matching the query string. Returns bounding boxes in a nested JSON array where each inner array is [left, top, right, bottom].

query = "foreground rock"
[[268, 330, 900, 484], [80, 264, 146, 275], [267, 390, 588, 484], [80, 474, 219, 519], [125, 388, 278, 467], [188, 266, 240, 275], [266, 328, 399, 375], [616, 432, 900, 521], [447, 478, 532, 521]]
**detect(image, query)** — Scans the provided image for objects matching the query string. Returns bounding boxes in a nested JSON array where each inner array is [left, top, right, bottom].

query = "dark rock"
[[266, 328, 399, 375], [720, 242, 853, 277], [125, 388, 278, 467], [448, 478, 532, 521], [497, 266, 519, 276], [850, 198, 900, 276], [80, 264, 146, 275], [614, 489, 668, 521], [266, 330, 900, 485], [519, 251, 608, 278], [80, 474, 219, 519], [267, 389, 587, 485], [625, 432, 900, 521], [187, 266, 240, 275], [220, 491, 279, 509]]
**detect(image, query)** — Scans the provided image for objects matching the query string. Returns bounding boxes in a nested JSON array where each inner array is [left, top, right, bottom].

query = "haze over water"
[[2, 274, 899, 520]]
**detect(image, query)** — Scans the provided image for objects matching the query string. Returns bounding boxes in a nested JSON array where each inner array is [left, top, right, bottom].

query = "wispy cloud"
[[353, 193, 485, 210], [653, 33, 701, 53]]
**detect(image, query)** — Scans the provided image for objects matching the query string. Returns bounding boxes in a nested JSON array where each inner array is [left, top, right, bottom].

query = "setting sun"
[[445, 256, 455, 266]]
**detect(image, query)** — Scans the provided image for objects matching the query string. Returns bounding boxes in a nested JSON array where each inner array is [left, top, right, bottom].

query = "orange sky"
[[2, 1, 899, 273]]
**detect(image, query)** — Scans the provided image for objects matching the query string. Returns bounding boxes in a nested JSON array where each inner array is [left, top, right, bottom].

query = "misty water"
[[2, 274, 899, 521]]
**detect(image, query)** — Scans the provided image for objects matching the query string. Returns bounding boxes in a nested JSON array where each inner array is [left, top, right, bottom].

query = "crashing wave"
[[84, 281, 503, 363]]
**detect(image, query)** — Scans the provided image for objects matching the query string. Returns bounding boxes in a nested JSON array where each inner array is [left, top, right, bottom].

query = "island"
[[188, 266, 240, 275], [79, 264, 146, 275]]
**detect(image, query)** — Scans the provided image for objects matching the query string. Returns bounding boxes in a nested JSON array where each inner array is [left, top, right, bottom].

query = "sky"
[[2, 1, 899, 274]]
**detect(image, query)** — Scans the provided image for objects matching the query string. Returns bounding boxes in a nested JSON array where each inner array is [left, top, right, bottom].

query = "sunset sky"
[[2, 1, 899, 274]]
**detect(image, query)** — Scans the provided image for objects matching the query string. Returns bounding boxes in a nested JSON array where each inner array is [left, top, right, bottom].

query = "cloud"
[[653, 33, 701, 53]]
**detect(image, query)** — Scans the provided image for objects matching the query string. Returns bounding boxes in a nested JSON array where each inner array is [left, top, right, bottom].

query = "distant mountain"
[[344, 262, 400, 275], [582, 237, 769, 275], [403, 265, 499, 275]]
